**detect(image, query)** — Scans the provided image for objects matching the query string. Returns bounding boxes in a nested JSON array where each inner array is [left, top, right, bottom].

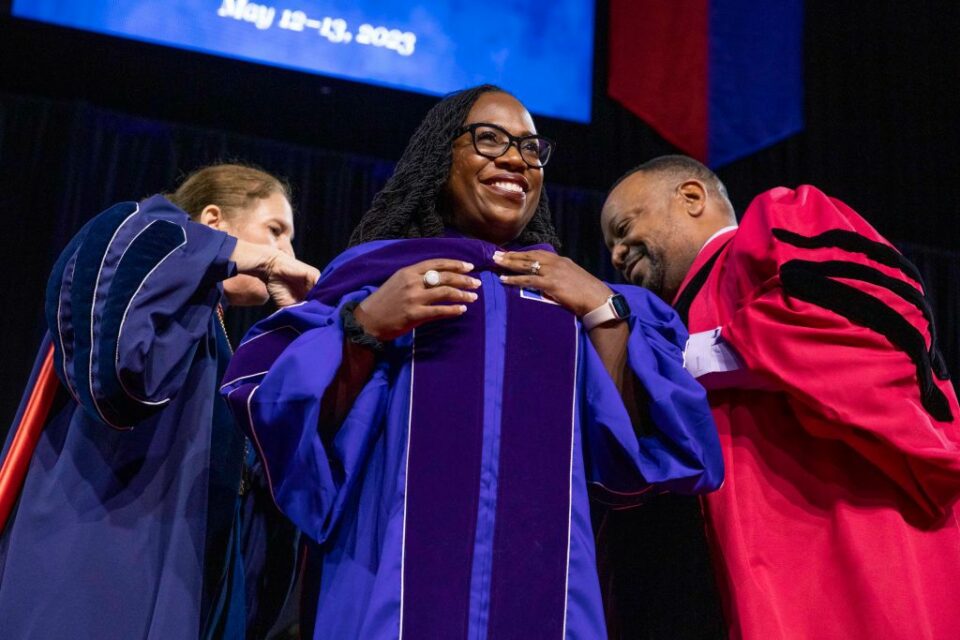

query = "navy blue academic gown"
[[0, 196, 298, 639]]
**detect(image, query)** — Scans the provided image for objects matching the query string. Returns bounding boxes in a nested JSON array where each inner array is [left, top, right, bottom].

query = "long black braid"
[[348, 84, 561, 248]]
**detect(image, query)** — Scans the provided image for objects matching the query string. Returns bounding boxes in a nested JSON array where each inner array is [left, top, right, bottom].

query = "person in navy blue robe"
[[221, 86, 724, 639], [0, 164, 320, 639]]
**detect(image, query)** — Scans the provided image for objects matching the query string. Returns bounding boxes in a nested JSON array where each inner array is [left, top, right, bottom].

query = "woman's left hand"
[[494, 250, 612, 317]]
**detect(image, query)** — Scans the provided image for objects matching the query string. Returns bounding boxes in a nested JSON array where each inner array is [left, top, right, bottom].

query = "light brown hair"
[[167, 163, 292, 220]]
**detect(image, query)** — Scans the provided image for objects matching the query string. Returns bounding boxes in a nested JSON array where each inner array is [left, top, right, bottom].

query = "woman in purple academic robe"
[[0, 165, 319, 639], [221, 86, 724, 639]]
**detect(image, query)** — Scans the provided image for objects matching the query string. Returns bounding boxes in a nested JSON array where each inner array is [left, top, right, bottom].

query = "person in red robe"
[[599, 154, 960, 640]]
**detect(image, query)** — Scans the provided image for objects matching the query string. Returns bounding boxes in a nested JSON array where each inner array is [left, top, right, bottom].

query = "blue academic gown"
[[0, 196, 298, 639], [222, 237, 724, 639]]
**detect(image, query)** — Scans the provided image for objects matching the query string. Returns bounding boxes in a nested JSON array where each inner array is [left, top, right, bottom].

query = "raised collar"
[[670, 226, 738, 306]]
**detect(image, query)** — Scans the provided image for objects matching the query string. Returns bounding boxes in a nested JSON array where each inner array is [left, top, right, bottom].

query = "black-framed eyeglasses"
[[454, 122, 556, 168]]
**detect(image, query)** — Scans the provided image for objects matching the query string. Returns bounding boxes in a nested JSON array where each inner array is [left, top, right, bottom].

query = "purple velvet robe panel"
[[222, 237, 723, 639]]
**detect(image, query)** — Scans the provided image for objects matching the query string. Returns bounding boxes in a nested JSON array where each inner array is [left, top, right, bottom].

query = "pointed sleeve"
[[220, 290, 388, 543], [45, 196, 237, 429], [583, 285, 724, 508]]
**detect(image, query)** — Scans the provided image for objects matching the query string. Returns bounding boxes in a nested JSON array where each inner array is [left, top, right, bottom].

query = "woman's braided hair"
[[348, 84, 560, 248]]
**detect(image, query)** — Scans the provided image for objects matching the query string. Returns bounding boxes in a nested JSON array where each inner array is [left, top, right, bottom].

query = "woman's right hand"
[[354, 259, 481, 341], [230, 239, 321, 307]]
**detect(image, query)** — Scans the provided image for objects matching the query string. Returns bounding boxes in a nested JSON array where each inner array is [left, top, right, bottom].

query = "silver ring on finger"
[[423, 269, 441, 288], [529, 260, 542, 276]]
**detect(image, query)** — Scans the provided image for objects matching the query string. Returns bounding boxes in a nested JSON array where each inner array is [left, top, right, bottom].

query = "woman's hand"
[[355, 259, 481, 341], [262, 252, 322, 307], [230, 239, 321, 307], [494, 250, 612, 317], [497, 250, 639, 415]]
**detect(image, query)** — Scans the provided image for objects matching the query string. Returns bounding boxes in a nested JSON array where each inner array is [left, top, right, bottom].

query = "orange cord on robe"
[[0, 343, 58, 533]]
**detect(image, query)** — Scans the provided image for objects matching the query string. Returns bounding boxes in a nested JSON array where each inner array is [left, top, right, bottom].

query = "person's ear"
[[676, 180, 707, 218], [198, 204, 224, 230]]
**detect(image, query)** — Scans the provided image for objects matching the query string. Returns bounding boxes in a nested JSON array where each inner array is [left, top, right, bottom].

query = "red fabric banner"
[[608, 0, 709, 161]]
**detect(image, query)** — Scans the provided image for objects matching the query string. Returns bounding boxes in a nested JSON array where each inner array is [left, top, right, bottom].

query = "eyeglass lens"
[[472, 125, 552, 167]]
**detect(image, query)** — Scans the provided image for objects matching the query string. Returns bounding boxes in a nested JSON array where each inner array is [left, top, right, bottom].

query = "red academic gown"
[[677, 185, 960, 639]]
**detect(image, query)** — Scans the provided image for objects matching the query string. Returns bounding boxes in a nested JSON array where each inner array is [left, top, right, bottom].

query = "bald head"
[[601, 155, 736, 302]]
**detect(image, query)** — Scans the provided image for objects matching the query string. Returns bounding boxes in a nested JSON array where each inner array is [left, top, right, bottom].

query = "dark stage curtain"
[[1, 4, 957, 639], [0, 92, 620, 432], [2, 86, 956, 454], [0, 90, 957, 640]]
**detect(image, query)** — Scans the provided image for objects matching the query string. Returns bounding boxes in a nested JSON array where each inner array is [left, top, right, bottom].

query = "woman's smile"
[[480, 172, 529, 204]]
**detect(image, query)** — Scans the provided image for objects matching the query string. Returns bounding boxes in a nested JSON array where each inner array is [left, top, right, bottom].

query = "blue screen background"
[[12, 0, 595, 122]]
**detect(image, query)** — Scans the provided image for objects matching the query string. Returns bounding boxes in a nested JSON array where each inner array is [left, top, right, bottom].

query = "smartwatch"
[[582, 293, 631, 330]]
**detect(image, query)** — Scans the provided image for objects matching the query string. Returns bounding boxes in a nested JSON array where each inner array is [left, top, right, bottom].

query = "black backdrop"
[[0, 5, 957, 455], [0, 4, 958, 638]]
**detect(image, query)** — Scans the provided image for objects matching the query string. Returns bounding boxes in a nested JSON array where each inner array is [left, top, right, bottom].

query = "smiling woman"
[[220, 86, 724, 639], [442, 96, 552, 245], [349, 84, 558, 247]]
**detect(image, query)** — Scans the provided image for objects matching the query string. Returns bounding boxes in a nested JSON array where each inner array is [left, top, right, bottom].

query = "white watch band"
[[582, 297, 619, 331]]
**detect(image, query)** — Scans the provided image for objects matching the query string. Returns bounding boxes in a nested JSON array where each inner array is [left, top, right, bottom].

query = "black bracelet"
[[340, 301, 384, 352]]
